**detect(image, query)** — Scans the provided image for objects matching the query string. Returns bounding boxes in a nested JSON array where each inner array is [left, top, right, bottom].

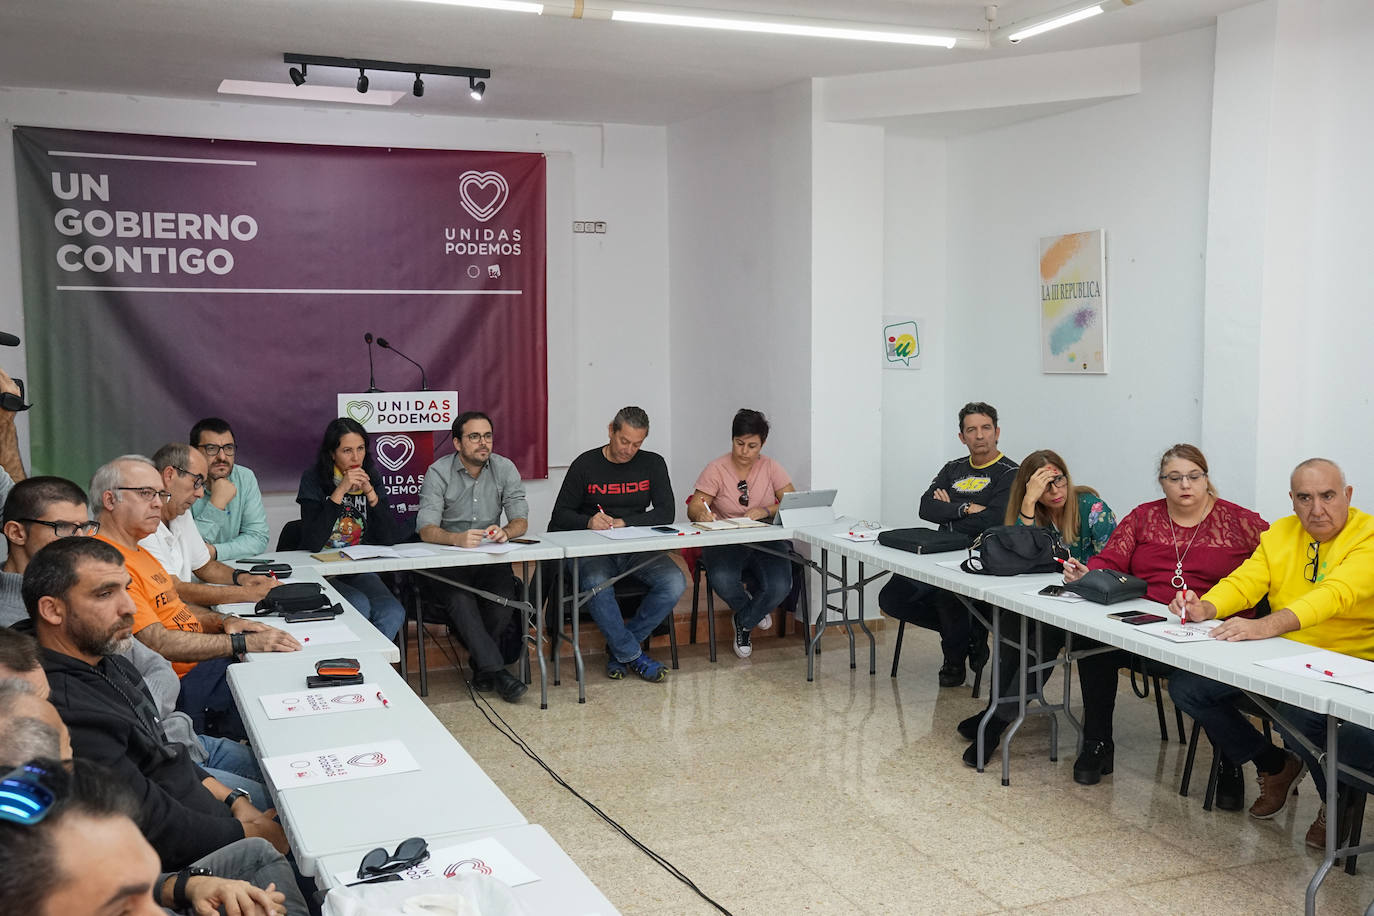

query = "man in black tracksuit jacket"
[[879, 402, 1018, 687]]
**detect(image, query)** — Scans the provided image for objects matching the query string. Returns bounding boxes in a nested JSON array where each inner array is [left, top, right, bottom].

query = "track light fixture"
[[283, 53, 490, 102]]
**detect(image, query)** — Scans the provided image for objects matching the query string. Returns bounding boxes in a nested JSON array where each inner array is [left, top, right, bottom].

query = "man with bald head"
[[1169, 458, 1374, 838]]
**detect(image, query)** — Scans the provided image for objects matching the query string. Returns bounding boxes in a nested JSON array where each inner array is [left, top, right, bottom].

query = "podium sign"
[[336, 391, 458, 527]]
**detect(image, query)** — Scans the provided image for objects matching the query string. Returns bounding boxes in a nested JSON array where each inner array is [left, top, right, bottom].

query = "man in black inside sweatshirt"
[[879, 402, 1018, 687], [550, 406, 684, 682]]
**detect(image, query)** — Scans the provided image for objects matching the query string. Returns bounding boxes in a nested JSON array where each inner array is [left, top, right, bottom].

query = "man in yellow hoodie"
[[1169, 458, 1374, 836]]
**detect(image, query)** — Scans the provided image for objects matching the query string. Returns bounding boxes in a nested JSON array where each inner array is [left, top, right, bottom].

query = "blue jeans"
[[702, 544, 792, 631], [333, 573, 405, 640], [200, 735, 269, 809], [1169, 672, 1270, 764], [1272, 703, 1374, 796], [571, 553, 684, 663]]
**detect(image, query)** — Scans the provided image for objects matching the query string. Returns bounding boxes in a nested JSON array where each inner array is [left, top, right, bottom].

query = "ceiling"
[[1, 0, 1255, 126]]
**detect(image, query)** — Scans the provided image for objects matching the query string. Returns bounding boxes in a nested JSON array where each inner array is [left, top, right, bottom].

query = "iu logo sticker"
[[458, 170, 509, 223]]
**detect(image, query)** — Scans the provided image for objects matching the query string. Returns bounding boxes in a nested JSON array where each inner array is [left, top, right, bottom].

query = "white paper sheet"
[[278, 619, 360, 648], [1255, 649, 1374, 692], [258, 682, 388, 719], [1022, 586, 1085, 603], [339, 545, 400, 560], [333, 837, 540, 888], [262, 739, 419, 789], [1133, 618, 1221, 643], [439, 542, 522, 555], [392, 544, 441, 558], [593, 526, 699, 540], [935, 558, 966, 570], [838, 528, 884, 542]]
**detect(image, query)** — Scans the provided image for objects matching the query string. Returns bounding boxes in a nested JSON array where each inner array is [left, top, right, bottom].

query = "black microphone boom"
[[376, 337, 428, 391], [364, 332, 381, 393]]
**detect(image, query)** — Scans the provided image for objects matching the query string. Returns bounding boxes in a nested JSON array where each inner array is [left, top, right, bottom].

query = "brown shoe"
[[1249, 752, 1304, 819], [1306, 802, 1354, 850]]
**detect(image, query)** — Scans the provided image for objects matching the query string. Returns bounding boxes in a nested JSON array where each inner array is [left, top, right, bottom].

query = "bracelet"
[[231, 568, 244, 585], [1020, 512, 1035, 521], [230, 632, 247, 657]]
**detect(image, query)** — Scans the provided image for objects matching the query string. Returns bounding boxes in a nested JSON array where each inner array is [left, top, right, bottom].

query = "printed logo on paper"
[[444, 858, 493, 877], [373, 435, 415, 472], [458, 170, 509, 223], [347, 751, 388, 767]]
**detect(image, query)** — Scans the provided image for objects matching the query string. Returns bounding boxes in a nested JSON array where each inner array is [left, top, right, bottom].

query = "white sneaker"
[[758, 613, 773, 631], [733, 617, 753, 659]]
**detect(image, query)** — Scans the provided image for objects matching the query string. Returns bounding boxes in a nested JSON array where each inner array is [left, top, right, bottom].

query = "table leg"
[[842, 555, 856, 670], [998, 614, 1031, 786], [975, 603, 1003, 775], [707, 579, 718, 664], [1306, 714, 1340, 915], [856, 560, 876, 675], [808, 546, 830, 682], [571, 562, 586, 704], [534, 563, 548, 710]]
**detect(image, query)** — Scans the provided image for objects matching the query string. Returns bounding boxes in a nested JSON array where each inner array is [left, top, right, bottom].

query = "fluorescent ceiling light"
[[401, 0, 544, 11], [610, 9, 958, 48], [218, 80, 405, 106], [1006, 5, 1103, 42]]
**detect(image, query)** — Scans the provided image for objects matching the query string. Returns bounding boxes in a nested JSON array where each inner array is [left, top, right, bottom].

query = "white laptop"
[[776, 488, 837, 527]]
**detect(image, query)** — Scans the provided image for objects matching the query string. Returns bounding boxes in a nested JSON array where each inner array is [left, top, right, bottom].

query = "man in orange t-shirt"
[[90, 455, 297, 738]]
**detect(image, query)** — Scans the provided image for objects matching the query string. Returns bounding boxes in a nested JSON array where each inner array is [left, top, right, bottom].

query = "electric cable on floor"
[[422, 629, 735, 915]]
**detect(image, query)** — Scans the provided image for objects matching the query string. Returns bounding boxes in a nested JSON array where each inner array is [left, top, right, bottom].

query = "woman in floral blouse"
[[960, 449, 1117, 770]]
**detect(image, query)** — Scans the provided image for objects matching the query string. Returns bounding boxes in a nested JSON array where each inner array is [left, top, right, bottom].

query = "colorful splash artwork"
[[1040, 230, 1107, 373]]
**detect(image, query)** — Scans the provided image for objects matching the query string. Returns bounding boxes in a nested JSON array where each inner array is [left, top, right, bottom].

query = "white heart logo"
[[373, 435, 415, 472], [458, 170, 509, 223]]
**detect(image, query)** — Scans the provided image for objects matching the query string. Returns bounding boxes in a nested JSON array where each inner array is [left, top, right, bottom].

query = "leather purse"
[[877, 527, 973, 554], [251, 581, 329, 615], [960, 525, 1068, 576], [1070, 568, 1149, 604]]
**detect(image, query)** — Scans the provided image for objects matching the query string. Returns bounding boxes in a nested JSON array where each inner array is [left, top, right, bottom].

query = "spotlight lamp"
[[282, 54, 491, 103]]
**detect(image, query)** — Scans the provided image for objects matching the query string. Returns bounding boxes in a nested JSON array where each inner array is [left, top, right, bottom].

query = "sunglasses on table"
[[355, 836, 429, 880]]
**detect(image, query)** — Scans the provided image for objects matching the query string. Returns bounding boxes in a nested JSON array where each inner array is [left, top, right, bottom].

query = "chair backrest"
[[276, 519, 303, 551]]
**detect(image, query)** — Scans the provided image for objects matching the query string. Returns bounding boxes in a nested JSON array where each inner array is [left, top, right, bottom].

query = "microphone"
[[364, 333, 381, 393], [0, 332, 20, 347], [376, 338, 428, 391]]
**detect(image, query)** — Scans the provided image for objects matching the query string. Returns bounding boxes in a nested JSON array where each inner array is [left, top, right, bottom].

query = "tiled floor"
[[420, 622, 1374, 915]]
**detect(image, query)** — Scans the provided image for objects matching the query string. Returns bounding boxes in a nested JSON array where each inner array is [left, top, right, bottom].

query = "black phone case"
[[307, 674, 364, 688]]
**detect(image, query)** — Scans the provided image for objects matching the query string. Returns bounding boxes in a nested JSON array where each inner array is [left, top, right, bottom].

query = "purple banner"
[[13, 127, 547, 492]]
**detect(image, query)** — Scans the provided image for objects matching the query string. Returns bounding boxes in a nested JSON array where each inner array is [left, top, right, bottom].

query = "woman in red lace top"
[[1061, 444, 1268, 787]]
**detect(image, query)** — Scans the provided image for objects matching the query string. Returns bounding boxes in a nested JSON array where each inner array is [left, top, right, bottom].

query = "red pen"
[[270, 570, 279, 581], [376, 691, 390, 707], [1305, 664, 1336, 677], [302, 637, 310, 643]]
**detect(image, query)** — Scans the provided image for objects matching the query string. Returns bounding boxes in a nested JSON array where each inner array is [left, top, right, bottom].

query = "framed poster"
[[1040, 229, 1106, 374]]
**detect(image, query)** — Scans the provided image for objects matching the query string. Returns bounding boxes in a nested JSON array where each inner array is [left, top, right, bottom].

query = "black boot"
[[1073, 739, 1115, 785]]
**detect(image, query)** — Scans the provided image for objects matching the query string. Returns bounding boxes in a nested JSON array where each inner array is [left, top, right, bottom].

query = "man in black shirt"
[[879, 402, 1018, 687], [550, 406, 684, 682]]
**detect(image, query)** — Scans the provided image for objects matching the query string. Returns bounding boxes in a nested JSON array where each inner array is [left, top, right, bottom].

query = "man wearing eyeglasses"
[[92, 455, 299, 740], [416, 411, 529, 702], [190, 418, 270, 563], [1169, 458, 1374, 841], [140, 443, 280, 608], [0, 476, 97, 627]]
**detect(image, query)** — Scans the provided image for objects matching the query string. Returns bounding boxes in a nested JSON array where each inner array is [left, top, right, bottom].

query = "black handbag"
[[877, 527, 973, 554], [960, 525, 1068, 576], [1070, 568, 1149, 604], [251, 581, 330, 615]]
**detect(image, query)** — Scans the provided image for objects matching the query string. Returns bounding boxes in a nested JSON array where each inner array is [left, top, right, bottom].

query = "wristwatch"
[[958, 502, 970, 518], [231, 568, 246, 585], [223, 787, 250, 809], [172, 866, 213, 908], [229, 632, 248, 657]]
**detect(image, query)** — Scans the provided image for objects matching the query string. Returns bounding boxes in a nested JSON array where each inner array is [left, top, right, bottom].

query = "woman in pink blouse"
[[687, 409, 795, 660], [1062, 443, 1268, 789]]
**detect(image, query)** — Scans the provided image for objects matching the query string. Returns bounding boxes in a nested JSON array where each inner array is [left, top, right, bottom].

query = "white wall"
[[666, 81, 813, 514], [881, 136, 948, 526], [940, 27, 1217, 517], [0, 88, 669, 537], [1204, 0, 1374, 521]]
